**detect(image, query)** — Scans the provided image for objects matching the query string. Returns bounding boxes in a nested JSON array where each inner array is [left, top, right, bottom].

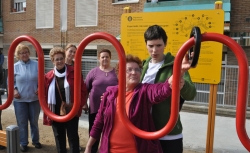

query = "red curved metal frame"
[[4, 33, 249, 151], [1, 35, 45, 111], [121, 32, 250, 148], [74, 32, 126, 127], [174, 33, 250, 151], [4, 35, 80, 123], [121, 42, 189, 139]]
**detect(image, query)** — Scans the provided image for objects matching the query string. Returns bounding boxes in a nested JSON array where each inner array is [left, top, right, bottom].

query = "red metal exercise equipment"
[[72, 32, 127, 125], [75, 32, 180, 140], [174, 33, 250, 151], [2, 33, 125, 122], [3, 35, 80, 122], [0, 35, 45, 111], [2, 32, 249, 151], [118, 33, 250, 151]]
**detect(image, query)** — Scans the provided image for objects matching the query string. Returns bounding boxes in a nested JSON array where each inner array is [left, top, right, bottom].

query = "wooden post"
[[0, 130, 6, 146], [206, 84, 218, 153], [205, 2, 222, 153]]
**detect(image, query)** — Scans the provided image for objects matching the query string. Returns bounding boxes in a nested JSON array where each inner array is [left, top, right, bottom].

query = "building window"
[[13, 0, 26, 12], [146, 0, 175, 2], [115, 0, 137, 1], [75, 0, 98, 27], [222, 52, 227, 65], [43, 49, 53, 73], [36, 0, 54, 29], [113, 0, 139, 4]]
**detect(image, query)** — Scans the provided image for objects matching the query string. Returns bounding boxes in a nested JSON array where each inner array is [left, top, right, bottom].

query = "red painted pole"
[[44, 32, 126, 122], [0, 35, 45, 111], [121, 32, 250, 148], [3, 35, 81, 123], [6, 33, 249, 151], [175, 33, 250, 151], [75, 32, 126, 125]]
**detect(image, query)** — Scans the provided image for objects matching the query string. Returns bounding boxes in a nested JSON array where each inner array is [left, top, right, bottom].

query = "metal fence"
[[187, 65, 250, 109], [44, 57, 117, 78], [44, 58, 250, 109]]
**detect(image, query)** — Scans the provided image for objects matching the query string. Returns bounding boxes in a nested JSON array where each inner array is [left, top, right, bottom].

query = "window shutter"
[[36, 0, 54, 29], [14, 0, 26, 2], [75, 0, 98, 27], [60, 0, 67, 32]]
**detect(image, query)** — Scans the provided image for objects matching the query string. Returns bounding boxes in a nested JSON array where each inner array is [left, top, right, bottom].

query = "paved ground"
[[1, 94, 250, 153], [181, 111, 250, 153]]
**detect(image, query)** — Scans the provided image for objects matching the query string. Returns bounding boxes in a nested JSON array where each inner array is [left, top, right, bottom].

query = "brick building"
[[0, 0, 249, 107], [228, 0, 250, 65], [1, 0, 146, 74]]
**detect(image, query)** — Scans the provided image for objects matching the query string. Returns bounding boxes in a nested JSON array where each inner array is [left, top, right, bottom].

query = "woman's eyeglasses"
[[19, 51, 29, 55], [54, 57, 64, 62], [126, 68, 141, 74]]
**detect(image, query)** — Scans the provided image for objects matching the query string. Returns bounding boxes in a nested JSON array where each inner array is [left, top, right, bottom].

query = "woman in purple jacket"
[[85, 49, 118, 153], [84, 54, 191, 153]]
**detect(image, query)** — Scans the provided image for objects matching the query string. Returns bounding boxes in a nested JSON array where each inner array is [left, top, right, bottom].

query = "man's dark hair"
[[144, 25, 168, 45]]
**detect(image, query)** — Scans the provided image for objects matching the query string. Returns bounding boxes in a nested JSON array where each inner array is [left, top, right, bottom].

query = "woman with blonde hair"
[[14, 44, 41, 152]]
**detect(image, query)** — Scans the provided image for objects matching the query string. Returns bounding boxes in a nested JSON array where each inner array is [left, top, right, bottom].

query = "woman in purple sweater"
[[85, 49, 118, 153], [84, 54, 191, 153]]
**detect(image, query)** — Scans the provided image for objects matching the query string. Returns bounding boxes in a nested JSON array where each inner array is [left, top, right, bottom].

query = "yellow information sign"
[[121, 10, 224, 84]]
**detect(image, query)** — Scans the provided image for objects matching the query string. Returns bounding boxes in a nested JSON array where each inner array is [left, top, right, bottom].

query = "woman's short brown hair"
[[115, 54, 142, 75], [14, 44, 30, 60], [49, 47, 65, 61], [98, 49, 111, 58]]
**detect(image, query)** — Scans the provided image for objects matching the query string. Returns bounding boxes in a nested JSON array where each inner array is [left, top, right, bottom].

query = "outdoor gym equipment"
[[2, 36, 44, 110], [1, 31, 249, 152], [117, 32, 250, 152], [5, 35, 80, 123], [189, 26, 201, 67]]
